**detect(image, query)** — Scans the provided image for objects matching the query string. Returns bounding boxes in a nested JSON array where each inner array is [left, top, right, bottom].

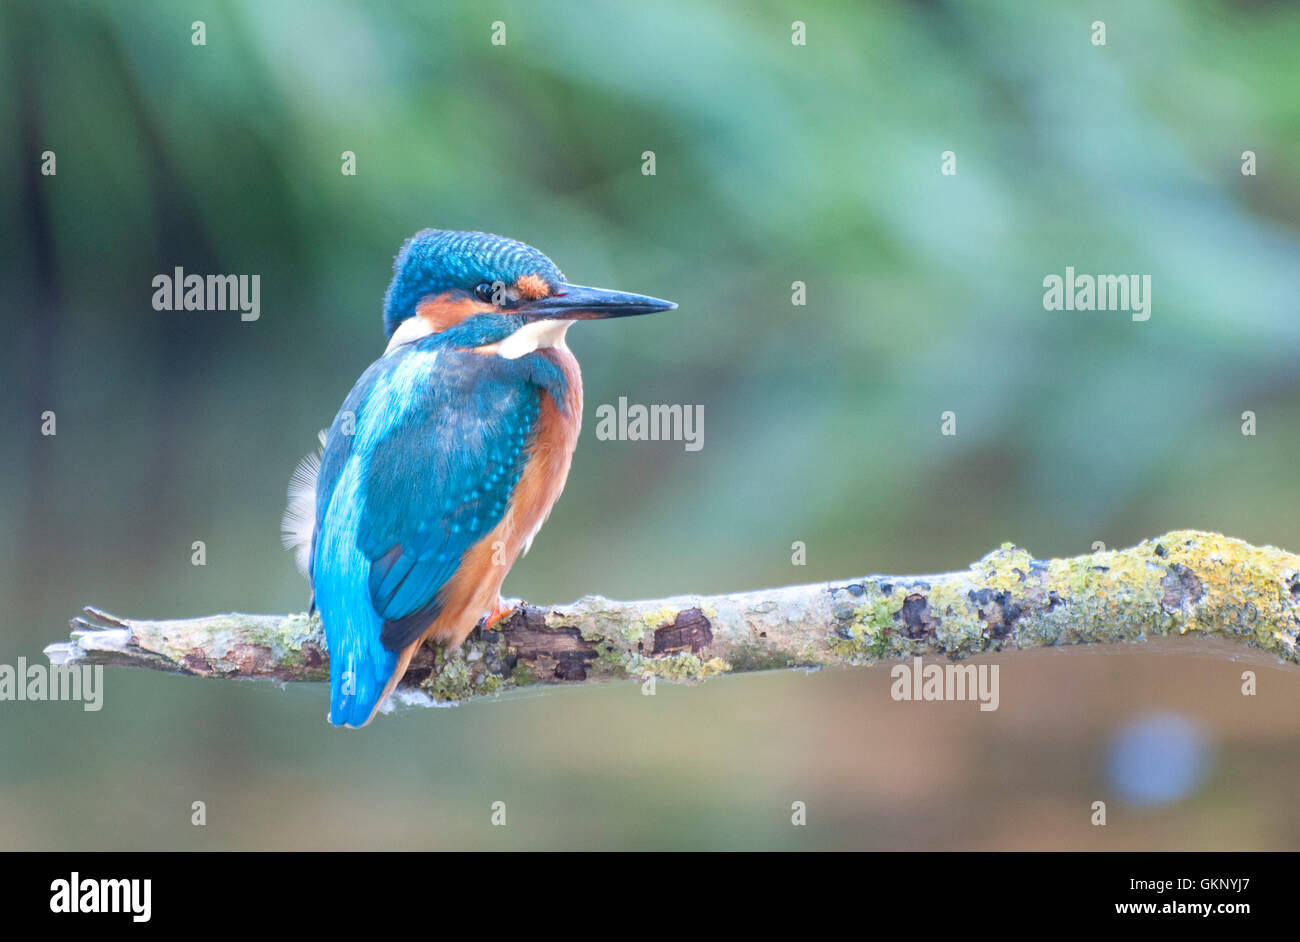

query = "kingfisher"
[[283, 229, 676, 727]]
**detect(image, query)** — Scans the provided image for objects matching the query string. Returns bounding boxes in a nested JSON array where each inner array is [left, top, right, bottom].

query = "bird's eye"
[[474, 282, 498, 304]]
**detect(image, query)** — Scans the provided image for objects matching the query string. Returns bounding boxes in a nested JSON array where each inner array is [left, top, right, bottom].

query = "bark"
[[43, 530, 1300, 703]]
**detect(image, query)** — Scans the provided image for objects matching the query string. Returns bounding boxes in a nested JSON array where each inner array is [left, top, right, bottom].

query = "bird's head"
[[382, 229, 676, 357]]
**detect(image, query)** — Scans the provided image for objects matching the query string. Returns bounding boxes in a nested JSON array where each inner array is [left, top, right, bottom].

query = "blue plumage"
[[308, 229, 675, 727], [312, 333, 568, 727], [358, 352, 547, 647]]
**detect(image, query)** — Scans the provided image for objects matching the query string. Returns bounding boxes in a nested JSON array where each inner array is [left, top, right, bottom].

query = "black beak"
[[519, 282, 677, 321]]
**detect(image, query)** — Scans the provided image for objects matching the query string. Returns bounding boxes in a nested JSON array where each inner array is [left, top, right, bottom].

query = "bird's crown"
[[382, 229, 565, 338]]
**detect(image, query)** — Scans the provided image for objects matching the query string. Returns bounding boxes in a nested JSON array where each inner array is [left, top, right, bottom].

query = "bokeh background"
[[2, 0, 1299, 849]]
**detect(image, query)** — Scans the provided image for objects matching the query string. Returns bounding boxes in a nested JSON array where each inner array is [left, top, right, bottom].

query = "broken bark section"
[[45, 530, 1300, 703]]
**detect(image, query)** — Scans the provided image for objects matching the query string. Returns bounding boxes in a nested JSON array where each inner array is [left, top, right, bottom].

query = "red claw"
[[482, 601, 515, 631]]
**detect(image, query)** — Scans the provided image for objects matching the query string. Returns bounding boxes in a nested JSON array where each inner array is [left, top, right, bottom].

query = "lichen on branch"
[[44, 530, 1300, 705]]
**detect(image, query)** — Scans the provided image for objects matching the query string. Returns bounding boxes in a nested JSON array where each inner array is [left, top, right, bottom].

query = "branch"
[[44, 530, 1300, 705]]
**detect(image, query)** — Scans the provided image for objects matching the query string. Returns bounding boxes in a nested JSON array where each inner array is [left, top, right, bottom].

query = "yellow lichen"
[[973, 542, 1035, 594], [623, 651, 730, 682], [642, 605, 680, 629]]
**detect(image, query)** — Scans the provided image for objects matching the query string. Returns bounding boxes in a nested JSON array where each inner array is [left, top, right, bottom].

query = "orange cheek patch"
[[515, 273, 551, 300], [416, 292, 495, 333]]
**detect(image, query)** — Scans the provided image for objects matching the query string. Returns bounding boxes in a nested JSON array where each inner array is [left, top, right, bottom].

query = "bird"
[[288, 229, 677, 727]]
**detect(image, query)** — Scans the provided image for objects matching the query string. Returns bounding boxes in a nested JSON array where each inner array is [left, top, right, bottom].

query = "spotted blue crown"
[[382, 229, 566, 338]]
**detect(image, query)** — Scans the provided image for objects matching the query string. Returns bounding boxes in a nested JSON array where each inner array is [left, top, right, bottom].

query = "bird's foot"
[[480, 599, 519, 631]]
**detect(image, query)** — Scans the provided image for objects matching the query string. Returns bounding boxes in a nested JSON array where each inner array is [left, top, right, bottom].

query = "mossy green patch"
[[422, 648, 505, 701], [921, 580, 987, 655], [623, 651, 730, 682], [829, 596, 902, 663], [510, 660, 538, 686]]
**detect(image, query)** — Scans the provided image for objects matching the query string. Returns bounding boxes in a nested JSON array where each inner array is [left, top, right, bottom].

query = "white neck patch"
[[385, 315, 574, 359], [385, 316, 435, 354], [495, 318, 574, 359]]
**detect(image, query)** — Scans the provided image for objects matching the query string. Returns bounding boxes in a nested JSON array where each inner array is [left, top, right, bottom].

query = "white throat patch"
[[384, 316, 435, 354], [495, 319, 574, 359], [386, 315, 574, 359]]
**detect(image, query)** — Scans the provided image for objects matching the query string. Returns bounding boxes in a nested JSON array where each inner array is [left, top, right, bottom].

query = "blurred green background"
[[3, 0, 1299, 849]]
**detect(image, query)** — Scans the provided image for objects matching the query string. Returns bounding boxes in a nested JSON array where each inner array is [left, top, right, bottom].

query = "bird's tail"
[[328, 633, 398, 728], [316, 547, 399, 726], [314, 462, 402, 727]]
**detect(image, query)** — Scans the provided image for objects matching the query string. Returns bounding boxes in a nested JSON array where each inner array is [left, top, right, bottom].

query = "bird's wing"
[[353, 353, 541, 651]]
